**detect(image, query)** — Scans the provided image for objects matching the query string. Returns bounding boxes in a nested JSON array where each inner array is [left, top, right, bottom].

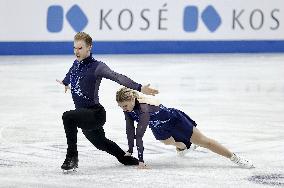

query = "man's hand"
[[56, 79, 70, 93], [141, 84, 159, 96]]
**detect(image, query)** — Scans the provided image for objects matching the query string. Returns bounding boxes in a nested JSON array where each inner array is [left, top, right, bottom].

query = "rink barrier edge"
[[0, 40, 284, 55]]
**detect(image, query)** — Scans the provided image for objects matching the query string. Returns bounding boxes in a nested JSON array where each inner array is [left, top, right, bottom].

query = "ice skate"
[[190, 144, 199, 150], [176, 144, 198, 157], [61, 156, 79, 172], [176, 147, 189, 157], [230, 153, 254, 169]]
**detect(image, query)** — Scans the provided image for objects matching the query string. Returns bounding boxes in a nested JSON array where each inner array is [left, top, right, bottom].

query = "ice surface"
[[0, 54, 283, 188]]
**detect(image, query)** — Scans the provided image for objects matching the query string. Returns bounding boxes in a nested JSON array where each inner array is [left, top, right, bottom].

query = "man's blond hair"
[[74, 32, 92, 46]]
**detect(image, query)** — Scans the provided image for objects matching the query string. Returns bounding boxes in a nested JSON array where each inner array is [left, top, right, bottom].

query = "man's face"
[[73, 40, 92, 62]]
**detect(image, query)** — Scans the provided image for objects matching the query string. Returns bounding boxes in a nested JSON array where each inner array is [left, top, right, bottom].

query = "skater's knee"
[[62, 111, 73, 121], [82, 129, 107, 147], [161, 140, 171, 145], [82, 129, 93, 138], [83, 128, 105, 138], [161, 137, 175, 145]]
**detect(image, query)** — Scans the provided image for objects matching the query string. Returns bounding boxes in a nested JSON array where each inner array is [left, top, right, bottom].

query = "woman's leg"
[[160, 137, 187, 150], [190, 127, 233, 158], [190, 127, 255, 168]]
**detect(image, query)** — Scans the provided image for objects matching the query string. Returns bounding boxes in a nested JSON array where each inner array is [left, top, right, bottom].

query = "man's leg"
[[62, 106, 105, 155], [82, 128, 139, 165], [61, 110, 80, 170], [61, 107, 103, 170]]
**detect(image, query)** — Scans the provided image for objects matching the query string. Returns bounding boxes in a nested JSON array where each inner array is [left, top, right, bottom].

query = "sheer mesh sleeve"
[[62, 66, 73, 86], [124, 112, 135, 153], [135, 104, 151, 162], [95, 62, 142, 91]]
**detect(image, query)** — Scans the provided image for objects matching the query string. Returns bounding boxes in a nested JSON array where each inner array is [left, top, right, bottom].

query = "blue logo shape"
[[201, 5, 222, 32], [47, 5, 64, 32], [183, 5, 222, 32], [183, 6, 198, 32], [66, 5, 88, 32]]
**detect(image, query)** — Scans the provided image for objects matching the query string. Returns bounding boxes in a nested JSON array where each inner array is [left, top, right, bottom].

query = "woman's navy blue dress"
[[125, 100, 197, 162]]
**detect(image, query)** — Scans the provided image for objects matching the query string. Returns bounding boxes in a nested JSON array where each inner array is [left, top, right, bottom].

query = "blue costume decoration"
[[125, 100, 197, 162]]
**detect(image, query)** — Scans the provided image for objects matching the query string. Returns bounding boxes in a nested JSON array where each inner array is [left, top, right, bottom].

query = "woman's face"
[[118, 99, 135, 112]]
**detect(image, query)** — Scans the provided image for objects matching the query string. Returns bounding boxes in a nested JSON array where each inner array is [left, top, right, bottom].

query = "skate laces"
[[230, 153, 254, 168], [191, 144, 199, 150]]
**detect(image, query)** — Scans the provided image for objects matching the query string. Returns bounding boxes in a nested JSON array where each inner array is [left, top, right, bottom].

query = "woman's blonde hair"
[[116, 87, 161, 106], [116, 87, 139, 102]]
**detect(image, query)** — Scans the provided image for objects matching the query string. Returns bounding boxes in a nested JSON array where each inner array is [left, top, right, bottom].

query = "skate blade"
[[191, 144, 199, 150], [246, 164, 255, 169], [235, 162, 255, 169], [62, 168, 78, 174], [177, 149, 189, 157]]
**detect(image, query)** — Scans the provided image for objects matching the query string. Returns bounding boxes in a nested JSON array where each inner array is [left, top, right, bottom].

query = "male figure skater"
[[57, 32, 159, 171]]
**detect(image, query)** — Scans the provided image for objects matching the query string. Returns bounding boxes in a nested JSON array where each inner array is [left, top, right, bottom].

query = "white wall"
[[0, 0, 283, 54]]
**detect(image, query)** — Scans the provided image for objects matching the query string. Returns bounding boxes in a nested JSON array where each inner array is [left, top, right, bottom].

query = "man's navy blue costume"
[[61, 55, 141, 169]]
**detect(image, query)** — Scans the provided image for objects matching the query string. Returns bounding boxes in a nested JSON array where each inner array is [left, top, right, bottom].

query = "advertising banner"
[[0, 0, 283, 54]]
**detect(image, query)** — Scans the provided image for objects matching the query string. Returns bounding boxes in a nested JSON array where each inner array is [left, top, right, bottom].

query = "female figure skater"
[[116, 87, 254, 169]]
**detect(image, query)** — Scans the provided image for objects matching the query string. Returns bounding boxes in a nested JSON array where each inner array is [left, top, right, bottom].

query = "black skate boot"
[[118, 155, 139, 166], [61, 155, 79, 172]]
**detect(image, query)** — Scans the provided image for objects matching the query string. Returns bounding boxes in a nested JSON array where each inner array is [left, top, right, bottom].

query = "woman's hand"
[[56, 79, 70, 93], [124, 151, 132, 156], [138, 162, 150, 169]]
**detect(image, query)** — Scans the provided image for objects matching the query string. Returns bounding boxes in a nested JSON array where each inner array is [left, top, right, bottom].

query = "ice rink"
[[0, 54, 283, 188]]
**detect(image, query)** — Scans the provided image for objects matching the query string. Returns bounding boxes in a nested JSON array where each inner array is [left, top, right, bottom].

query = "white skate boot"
[[230, 153, 255, 169], [190, 144, 199, 150], [176, 144, 198, 157], [176, 147, 189, 157]]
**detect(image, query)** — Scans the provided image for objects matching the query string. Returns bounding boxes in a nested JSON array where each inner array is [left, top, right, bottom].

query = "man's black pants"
[[62, 104, 125, 160]]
